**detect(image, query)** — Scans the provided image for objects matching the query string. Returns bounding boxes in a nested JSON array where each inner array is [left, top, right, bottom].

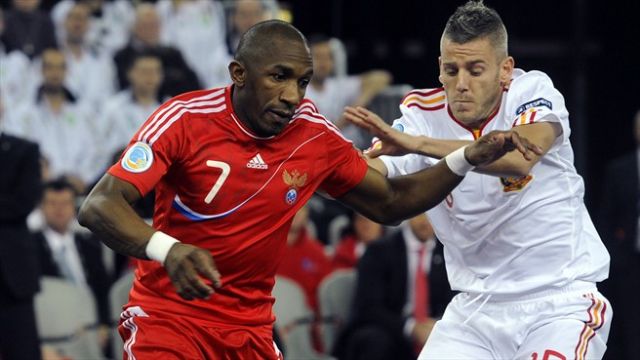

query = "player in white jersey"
[[345, 1, 611, 359]]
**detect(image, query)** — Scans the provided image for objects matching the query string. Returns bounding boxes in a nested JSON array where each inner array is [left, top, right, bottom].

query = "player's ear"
[[499, 56, 514, 88], [437, 56, 445, 85], [229, 60, 246, 88]]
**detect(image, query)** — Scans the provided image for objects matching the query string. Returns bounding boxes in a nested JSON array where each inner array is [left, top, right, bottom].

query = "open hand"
[[165, 243, 222, 300], [465, 130, 543, 166], [343, 106, 419, 157]]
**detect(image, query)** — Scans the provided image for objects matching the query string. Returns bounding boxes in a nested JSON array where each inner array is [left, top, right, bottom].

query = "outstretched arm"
[[338, 130, 541, 225], [346, 106, 553, 178], [79, 174, 221, 300]]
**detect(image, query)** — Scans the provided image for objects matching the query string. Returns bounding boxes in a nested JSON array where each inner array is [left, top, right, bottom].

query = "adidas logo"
[[246, 153, 268, 169]]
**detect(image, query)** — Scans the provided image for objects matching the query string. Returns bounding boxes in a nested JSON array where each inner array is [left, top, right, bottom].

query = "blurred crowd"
[[0, 1, 637, 360]]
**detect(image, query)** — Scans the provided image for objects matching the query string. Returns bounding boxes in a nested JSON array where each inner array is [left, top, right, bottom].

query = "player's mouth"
[[268, 109, 294, 123]]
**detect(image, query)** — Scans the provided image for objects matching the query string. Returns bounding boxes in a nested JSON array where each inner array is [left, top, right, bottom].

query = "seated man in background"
[[333, 211, 384, 269], [3, 48, 100, 194], [114, 3, 200, 98], [334, 214, 454, 360], [305, 35, 392, 149], [33, 179, 112, 352], [98, 51, 163, 173]]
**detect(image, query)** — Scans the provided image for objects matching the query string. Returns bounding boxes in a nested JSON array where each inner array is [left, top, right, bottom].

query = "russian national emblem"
[[283, 169, 308, 205]]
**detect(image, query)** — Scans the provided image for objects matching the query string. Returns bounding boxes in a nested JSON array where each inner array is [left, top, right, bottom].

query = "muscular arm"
[[347, 106, 555, 178], [338, 160, 461, 225], [410, 122, 561, 177], [339, 129, 538, 225], [78, 174, 154, 259], [79, 174, 221, 300]]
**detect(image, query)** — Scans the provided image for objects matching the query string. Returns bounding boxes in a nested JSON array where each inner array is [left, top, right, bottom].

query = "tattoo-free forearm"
[[79, 193, 155, 259]]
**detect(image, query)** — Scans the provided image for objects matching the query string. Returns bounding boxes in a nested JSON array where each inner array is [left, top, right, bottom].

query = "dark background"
[[290, 0, 640, 209]]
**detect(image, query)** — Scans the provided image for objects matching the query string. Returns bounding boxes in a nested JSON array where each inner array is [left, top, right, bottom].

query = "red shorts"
[[118, 306, 284, 360]]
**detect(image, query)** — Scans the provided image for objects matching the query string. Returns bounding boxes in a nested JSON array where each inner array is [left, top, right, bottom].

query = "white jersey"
[[96, 90, 160, 170], [381, 69, 609, 296]]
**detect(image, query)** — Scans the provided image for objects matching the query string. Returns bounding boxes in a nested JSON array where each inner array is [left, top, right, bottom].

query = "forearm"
[[416, 137, 532, 177], [79, 193, 155, 259], [346, 160, 462, 225]]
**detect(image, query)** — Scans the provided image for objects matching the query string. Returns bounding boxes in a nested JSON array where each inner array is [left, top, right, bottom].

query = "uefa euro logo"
[[121, 142, 154, 173]]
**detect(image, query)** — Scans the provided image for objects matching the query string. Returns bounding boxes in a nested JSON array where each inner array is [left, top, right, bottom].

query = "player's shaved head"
[[235, 20, 309, 68], [441, 0, 508, 59]]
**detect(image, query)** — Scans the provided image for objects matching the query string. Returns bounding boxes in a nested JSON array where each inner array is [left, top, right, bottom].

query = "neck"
[[66, 41, 83, 58], [133, 90, 157, 106], [231, 87, 257, 134], [44, 92, 66, 113]]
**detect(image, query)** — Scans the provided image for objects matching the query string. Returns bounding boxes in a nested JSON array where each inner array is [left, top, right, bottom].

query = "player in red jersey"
[[79, 20, 541, 359]]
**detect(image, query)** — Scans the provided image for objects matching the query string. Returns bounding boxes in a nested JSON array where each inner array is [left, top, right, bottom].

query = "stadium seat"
[[317, 270, 357, 353], [109, 270, 135, 358], [273, 276, 335, 360], [35, 276, 104, 359]]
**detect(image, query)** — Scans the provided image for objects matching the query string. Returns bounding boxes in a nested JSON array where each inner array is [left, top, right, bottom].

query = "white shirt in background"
[[43, 227, 87, 287], [156, 0, 231, 88], [4, 99, 100, 184]]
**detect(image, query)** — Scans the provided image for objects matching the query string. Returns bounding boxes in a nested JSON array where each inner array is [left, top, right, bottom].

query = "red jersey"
[[108, 86, 368, 327]]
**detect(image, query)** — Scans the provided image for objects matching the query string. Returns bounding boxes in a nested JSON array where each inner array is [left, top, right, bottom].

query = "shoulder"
[[291, 99, 344, 136], [400, 87, 446, 112], [507, 69, 560, 103], [158, 87, 227, 116]]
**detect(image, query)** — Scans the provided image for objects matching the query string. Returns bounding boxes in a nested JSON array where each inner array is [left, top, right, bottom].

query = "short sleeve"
[[107, 100, 186, 196], [379, 103, 434, 178], [507, 70, 571, 145], [320, 132, 369, 198]]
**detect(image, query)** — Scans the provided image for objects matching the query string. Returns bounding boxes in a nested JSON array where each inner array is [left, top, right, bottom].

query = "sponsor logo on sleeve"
[[515, 98, 552, 115], [121, 142, 154, 173]]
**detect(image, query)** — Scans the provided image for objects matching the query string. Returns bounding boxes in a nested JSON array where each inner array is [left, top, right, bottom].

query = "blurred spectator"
[[98, 51, 163, 171], [333, 211, 384, 269], [0, 98, 43, 360], [305, 35, 392, 149], [51, 0, 134, 56], [0, 7, 35, 108], [226, 0, 276, 54], [33, 178, 111, 351], [0, 0, 57, 59], [56, 1, 116, 109], [277, 205, 333, 313], [333, 214, 454, 360], [156, 0, 230, 88], [599, 109, 640, 359], [3, 48, 100, 193], [114, 3, 201, 98]]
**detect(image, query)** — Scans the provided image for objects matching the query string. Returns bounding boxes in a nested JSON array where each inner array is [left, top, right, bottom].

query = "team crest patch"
[[515, 98, 552, 115], [500, 174, 533, 192], [121, 142, 154, 173], [283, 169, 307, 205]]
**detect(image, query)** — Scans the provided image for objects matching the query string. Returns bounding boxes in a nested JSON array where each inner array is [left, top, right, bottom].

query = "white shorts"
[[418, 282, 612, 360]]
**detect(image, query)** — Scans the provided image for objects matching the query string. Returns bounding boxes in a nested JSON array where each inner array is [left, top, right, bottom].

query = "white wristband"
[[146, 231, 180, 264], [444, 146, 475, 176]]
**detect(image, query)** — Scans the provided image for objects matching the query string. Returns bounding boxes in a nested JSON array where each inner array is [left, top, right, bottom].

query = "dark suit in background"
[[0, 133, 42, 360], [34, 231, 112, 327], [334, 230, 455, 360], [599, 150, 640, 360]]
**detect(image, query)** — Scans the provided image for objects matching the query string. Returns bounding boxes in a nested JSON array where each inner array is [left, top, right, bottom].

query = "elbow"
[[365, 207, 402, 227], [78, 194, 99, 230]]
